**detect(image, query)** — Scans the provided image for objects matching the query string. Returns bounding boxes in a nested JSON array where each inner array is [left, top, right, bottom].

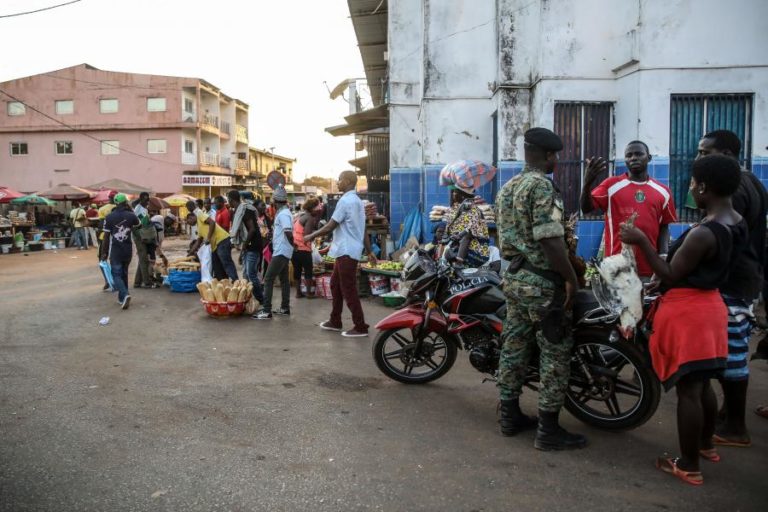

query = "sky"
[[0, 0, 365, 181]]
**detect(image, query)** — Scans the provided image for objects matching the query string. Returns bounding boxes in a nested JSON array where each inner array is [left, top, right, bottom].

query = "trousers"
[[243, 250, 265, 303], [262, 255, 290, 312], [110, 257, 131, 302], [329, 256, 368, 332], [497, 269, 573, 412], [132, 233, 151, 286]]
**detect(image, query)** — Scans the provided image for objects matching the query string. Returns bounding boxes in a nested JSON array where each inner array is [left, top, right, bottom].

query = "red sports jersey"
[[591, 174, 677, 277]]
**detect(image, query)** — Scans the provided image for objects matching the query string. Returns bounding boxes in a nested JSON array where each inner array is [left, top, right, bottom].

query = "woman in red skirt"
[[620, 155, 747, 486]]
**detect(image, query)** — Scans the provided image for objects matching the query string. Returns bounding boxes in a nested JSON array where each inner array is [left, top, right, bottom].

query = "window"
[[184, 98, 194, 113], [670, 94, 753, 222], [101, 140, 120, 155], [7, 101, 25, 116], [147, 139, 167, 154], [100, 99, 119, 113], [147, 97, 166, 112], [55, 100, 74, 115], [55, 141, 73, 154], [553, 102, 614, 216], [184, 139, 194, 153], [10, 142, 28, 156]]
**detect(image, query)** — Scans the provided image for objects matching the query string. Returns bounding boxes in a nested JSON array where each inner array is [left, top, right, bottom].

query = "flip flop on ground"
[[755, 405, 768, 419], [712, 433, 751, 448], [699, 448, 720, 463], [655, 457, 703, 486]]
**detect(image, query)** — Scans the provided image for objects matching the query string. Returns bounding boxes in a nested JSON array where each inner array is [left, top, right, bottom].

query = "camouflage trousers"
[[497, 269, 573, 412]]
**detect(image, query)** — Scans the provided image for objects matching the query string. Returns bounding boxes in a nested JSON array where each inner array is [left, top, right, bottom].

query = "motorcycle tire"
[[372, 328, 458, 384], [564, 329, 661, 431]]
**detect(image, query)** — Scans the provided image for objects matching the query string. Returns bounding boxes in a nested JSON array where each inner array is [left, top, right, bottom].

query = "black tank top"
[[666, 220, 748, 290]]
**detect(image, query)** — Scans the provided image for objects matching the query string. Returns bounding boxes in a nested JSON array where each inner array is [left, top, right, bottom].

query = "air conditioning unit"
[[238, 152, 247, 159]]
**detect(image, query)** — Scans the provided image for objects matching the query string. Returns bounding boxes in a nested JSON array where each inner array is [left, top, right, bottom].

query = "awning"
[[348, 0, 388, 106], [325, 104, 389, 137], [349, 156, 368, 173], [87, 178, 152, 195]]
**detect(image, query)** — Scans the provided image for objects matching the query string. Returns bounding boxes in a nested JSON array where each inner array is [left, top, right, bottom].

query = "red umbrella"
[[92, 188, 117, 205], [36, 183, 95, 201], [0, 186, 25, 203]]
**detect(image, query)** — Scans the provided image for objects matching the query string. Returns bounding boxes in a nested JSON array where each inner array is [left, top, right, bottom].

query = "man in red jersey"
[[580, 141, 677, 278]]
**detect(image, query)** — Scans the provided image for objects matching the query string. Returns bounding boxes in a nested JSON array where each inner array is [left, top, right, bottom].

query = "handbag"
[[138, 224, 157, 243]]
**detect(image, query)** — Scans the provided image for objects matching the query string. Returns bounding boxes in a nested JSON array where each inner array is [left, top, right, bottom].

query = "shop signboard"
[[182, 175, 233, 187]]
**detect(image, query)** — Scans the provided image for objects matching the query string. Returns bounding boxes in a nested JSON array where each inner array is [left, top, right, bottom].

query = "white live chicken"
[[596, 213, 644, 338]]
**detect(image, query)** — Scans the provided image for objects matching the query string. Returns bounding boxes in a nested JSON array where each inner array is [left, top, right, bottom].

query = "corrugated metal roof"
[[348, 0, 387, 106]]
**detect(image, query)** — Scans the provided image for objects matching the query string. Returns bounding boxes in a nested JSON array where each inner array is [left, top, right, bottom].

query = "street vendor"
[[444, 186, 490, 267], [185, 200, 238, 281]]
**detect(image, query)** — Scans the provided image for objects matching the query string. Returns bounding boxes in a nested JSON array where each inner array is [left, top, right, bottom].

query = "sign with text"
[[182, 175, 232, 187]]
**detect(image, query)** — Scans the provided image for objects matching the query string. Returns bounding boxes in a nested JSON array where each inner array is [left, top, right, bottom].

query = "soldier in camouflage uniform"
[[495, 128, 587, 451]]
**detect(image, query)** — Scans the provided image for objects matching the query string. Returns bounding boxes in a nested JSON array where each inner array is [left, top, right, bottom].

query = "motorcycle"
[[372, 236, 661, 431]]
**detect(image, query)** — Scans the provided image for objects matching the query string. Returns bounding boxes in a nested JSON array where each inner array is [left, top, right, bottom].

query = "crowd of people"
[[496, 127, 767, 485], [90, 128, 766, 486]]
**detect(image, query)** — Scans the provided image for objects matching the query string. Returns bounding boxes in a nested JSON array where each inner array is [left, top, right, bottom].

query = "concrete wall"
[[387, 0, 768, 252]]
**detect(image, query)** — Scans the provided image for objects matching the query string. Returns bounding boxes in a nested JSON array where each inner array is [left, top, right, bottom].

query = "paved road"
[[1, 243, 766, 511]]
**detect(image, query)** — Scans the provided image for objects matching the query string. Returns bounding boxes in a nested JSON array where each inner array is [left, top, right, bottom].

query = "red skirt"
[[648, 288, 728, 390]]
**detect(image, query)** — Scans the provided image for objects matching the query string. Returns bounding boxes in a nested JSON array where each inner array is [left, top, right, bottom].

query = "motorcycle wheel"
[[372, 328, 458, 384], [564, 329, 661, 431]]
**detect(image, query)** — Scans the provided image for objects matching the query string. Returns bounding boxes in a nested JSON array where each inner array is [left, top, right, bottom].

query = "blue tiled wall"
[[390, 168, 421, 241], [575, 221, 604, 260]]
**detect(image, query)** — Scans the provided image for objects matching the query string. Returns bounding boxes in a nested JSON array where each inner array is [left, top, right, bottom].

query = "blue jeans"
[[110, 257, 131, 302], [215, 238, 238, 281], [74, 227, 87, 248], [243, 250, 265, 302]]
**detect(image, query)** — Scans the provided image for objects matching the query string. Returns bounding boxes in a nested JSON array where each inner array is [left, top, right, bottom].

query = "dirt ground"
[[1, 239, 766, 511]]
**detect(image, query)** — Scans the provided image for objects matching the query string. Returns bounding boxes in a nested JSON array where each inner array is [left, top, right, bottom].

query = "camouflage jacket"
[[496, 166, 565, 270]]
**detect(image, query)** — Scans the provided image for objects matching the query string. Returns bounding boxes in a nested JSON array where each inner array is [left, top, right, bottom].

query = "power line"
[[0, 0, 82, 19], [0, 88, 188, 168], [42, 72, 191, 92]]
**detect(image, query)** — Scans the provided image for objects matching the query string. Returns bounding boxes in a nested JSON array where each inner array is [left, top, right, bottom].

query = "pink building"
[[0, 64, 250, 197]]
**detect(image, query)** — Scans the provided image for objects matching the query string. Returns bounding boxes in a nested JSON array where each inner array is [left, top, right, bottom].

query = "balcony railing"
[[236, 125, 248, 144], [220, 121, 231, 135], [220, 157, 231, 169], [182, 153, 197, 165], [201, 152, 219, 166], [202, 114, 219, 131], [183, 110, 196, 122]]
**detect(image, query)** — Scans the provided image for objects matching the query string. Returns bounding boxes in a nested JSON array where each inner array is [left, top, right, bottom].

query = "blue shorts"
[[721, 294, 753, 381]]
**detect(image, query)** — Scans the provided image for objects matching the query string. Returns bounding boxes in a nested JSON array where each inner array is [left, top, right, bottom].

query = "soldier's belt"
[[509, 260, 564, 286]]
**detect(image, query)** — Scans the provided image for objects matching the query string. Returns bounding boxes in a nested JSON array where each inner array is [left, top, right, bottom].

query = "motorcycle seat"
[[572, 289, 603, 320]]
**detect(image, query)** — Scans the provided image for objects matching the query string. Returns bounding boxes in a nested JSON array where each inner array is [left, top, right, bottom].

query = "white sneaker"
[[121, 295, 131, 310], [319, 321, 342, 331]]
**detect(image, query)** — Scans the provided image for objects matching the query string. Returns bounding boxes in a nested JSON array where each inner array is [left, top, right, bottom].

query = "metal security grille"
[[670, 94, 753, 222], [553, 102, 614, 217], [366, 134, 390, 193]]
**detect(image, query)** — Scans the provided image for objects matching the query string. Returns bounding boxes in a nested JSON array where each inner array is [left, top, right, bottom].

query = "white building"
[[340, 0, 768, 254]]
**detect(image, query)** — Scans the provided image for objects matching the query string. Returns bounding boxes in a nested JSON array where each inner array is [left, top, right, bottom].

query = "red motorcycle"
[[372, 238, 661, 431]]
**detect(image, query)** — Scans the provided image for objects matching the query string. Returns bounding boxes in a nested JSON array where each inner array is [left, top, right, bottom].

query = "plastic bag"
[[197, 243, 212, 282], [312, 245, 323, 265], [99, 260, 114, 291], [169, 269, 201, 293]]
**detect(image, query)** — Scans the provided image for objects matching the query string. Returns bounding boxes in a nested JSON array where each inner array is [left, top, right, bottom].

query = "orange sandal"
[[699, 448, 720, 463], [655, 457, 703, 486], [712, 434, 751, 447], [755, 406, 768, 419]]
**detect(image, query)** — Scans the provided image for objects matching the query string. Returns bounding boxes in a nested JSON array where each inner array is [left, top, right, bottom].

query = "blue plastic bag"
[[98, 260, 114, 291], [169, 269, 201, 293]]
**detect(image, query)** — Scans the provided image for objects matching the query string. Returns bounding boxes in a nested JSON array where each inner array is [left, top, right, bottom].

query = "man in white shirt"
[[304, 171, 377, 337], [254, 186, 294, 320]]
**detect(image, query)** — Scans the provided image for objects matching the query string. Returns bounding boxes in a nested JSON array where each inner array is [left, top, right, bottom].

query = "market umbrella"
[[36, 183, 95, 201], [0, 186, 25, 203], [130, 197, 171, 211], [86, 178, 152, 195], [164, 193, 197, 207], [439, 160, 497, 193], [10, 194, 58, 206]]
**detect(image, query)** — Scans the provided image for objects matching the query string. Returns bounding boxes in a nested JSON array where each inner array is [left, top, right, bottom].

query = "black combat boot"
[[498, 399, 538, 437], [534, 410, 587, 451]]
